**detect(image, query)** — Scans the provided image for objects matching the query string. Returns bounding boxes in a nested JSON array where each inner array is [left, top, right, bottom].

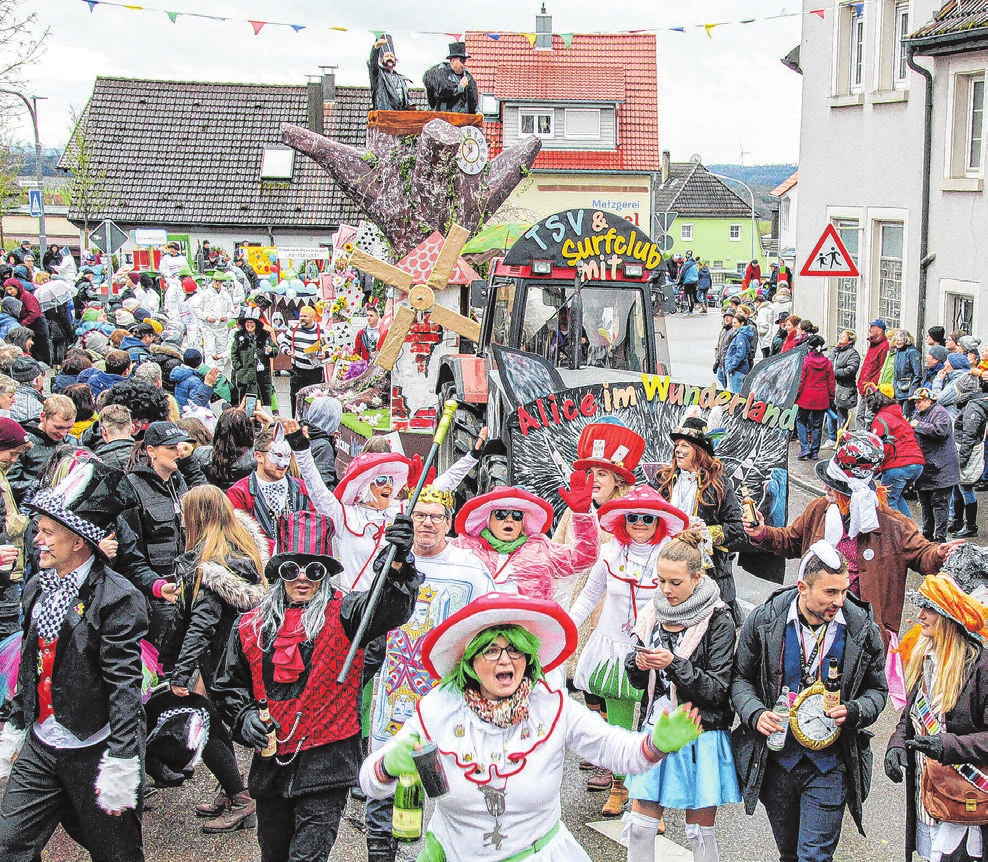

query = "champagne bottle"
[[257, 698, 278, 758], [392, 773, 424, 842], [822, 657, 841, 713], [766, 686, 791, 751], [740, 484, 759, 525]]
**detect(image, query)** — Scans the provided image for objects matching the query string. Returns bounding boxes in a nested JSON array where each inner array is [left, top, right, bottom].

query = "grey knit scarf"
[[651, 574, 722, 629]]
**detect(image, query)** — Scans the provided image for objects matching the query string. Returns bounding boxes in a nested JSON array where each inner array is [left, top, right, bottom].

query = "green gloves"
[[651, 706, 701, 753], [383, 733, 420, 778]]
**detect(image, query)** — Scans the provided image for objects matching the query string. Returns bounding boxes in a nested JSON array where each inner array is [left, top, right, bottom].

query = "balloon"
[[267, 252, 277, 263], [258, 279, 272, 292], [290, 279, 304, 291], [286, 287, 297, 300]]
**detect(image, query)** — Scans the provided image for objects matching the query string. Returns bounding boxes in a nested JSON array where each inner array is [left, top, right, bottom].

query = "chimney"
[[320, 66, 337, 135], [661, 150, 671, 185], [306, 77, 324, 134], [536, 3, 552, 50]]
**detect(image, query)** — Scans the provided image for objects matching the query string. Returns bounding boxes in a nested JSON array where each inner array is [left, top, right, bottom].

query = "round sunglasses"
[[278, 561, 329, 582], [625, 513, 658, 526], [492, 509, 525, 522]]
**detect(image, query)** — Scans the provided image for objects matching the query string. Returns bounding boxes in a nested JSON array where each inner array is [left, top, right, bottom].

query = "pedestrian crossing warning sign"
[[800, 225, 859, 277]]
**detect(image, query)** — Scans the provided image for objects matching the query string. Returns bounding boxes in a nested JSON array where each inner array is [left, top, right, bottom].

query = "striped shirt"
[[278, 323, 324, 371]]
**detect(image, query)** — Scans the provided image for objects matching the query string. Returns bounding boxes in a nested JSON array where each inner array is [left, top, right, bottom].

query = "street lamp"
[[0, 89, 46, 253], [710, 171, 757, 265]]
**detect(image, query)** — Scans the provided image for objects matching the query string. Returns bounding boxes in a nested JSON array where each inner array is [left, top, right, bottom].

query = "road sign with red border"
[[800, 224, 859, 277]]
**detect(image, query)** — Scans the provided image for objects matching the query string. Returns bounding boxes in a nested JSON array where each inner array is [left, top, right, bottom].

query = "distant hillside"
[[707, 164, 797, 221]]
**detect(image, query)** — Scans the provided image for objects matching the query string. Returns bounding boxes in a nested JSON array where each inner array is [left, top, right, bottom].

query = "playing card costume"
[[0, 461, 149, 862]]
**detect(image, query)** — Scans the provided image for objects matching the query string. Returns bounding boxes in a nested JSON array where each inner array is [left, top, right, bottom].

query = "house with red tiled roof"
[[465, 9, 659, 235]]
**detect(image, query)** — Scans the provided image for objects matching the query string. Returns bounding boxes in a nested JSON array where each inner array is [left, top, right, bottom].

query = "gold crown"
[[418, 485, 454, 508]]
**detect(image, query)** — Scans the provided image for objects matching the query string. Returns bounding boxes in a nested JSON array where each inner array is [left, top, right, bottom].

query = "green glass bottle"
[[392, 773, 424, 842]]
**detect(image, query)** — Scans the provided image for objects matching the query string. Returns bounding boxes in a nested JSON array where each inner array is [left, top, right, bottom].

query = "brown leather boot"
[[586, 766, 612, 791], [202, 791, 256, 833], [601, 777, 628, 816], [195, 787, 228, 818]]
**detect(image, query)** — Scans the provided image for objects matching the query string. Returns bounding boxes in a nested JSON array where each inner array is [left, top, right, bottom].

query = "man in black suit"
[[423, 42, 478, 113], [0, 462, 148, 862]]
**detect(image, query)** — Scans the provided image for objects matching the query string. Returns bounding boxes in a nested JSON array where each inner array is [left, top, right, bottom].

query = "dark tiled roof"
[[58, 77, 427, 229], [466, 32, 659, 172], [910, 0, 988, 39], [653, 162, 754, 218]]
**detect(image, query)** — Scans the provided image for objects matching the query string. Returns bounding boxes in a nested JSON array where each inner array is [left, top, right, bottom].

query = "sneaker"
[[587, 767, 612, 791], [819, 439, 835, 450]]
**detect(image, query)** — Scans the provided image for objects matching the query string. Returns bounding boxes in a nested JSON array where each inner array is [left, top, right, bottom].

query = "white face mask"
[[267, 442, 291, 469]]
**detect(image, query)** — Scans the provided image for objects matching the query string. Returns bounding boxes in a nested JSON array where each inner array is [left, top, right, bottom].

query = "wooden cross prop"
[[347, 224, 482, 371]]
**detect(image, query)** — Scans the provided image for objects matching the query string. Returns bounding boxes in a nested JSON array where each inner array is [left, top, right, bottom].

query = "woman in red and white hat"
[[569, 487, 690, 816], [358, 592, 701, 862], [283, 421, 487, 592], [450, 475, 599, 603]]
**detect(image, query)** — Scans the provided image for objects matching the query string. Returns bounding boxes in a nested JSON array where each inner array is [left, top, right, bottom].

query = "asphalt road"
[[40, 312, 912, 861]]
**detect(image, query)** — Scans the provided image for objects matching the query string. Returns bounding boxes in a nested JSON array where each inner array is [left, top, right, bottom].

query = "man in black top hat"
[[424, 42, 478, 113], [0, 459, 148, 862]]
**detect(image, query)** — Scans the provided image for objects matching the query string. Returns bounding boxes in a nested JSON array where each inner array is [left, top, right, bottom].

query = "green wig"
[[440, 625, 543, 693]]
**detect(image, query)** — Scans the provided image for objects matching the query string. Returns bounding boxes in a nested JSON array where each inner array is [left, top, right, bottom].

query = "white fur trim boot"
[[685, 824, 720, 862], [0, 722, 27, 780], [621, 810, 661, 862], [94, 752, 141, 814]]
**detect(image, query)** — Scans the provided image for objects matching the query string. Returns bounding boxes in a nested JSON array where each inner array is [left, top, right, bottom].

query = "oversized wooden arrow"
[[348, 223, 481, 371]]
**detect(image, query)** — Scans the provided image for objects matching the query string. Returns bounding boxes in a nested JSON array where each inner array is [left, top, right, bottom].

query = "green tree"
[[62, 106, 107, 249], [0, 133, 23, 249]]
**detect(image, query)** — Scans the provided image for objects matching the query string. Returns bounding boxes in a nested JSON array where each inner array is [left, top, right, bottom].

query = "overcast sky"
[[16, 0, 803, 164]]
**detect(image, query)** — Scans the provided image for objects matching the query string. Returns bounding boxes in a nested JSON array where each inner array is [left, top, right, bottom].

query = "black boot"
[[955, 503, 979, 538], [367, 834, 398, 862], [949, 514, 964, 533]]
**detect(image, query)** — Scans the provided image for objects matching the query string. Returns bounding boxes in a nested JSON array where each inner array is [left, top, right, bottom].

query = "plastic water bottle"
[[766, 687, 791, 751]]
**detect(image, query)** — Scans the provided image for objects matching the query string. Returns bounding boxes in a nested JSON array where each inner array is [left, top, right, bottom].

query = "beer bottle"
[[392, 773, 424, 842], [740, 484, 759, 526], [823, 657, 841, 713], [257, 698, 278, 758]]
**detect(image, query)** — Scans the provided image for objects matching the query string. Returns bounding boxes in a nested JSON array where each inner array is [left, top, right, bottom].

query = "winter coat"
[[170, 365, 215, 409], [697, 266, 712, 290], [119, 335, 152, 367], [230, 328, 278, 395], [120, 463, 188, 580], [10, 282, 41, 325], [680, 258, 699, 285], [625, 603, 736, 732], [203, 449, 256, 493], [725, 325, 755, 375], [451, 512, 600, 601], [912, 402, 961, 490], [730, 587, 887, 836], [892, 345, 922, 401], [0, 312, 20, 340], [51, 370, 81, 394], [770, 325, 787, 355], [79, 368, 127, 398], [96, 437, 136, 472], [921, 361, 944, 388], [888, 646, 988, 862], [714, 324, 737, 372], [871, 403, 925, 470], [858, 337, 890, 394], [795, 350, 836, 411], [307, 424, 339, 490], [829, 343, 861, 411], [150, 344, 184, 394], [9, 385, 44, 425], [6, 419, 74, 505], [955, 391, 988, 473], [750, 495, 942, 641]]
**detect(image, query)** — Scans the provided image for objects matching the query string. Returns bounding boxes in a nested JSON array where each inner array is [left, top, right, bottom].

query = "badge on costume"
[[862, 549, 875, 561]]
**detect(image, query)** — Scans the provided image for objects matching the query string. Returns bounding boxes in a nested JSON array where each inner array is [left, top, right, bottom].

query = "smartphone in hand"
[[244, 393, 258, 417]]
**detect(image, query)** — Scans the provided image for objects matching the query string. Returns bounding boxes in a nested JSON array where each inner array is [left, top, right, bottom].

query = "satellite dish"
[[689, 153, 702, 164]]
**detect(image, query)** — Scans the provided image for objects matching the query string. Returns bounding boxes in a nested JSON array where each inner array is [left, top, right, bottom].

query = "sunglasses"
[[625, 513, 658, 526], [372, 475, 394, 488], [278, 561, 329, 582], [492, 509, 525, 522]]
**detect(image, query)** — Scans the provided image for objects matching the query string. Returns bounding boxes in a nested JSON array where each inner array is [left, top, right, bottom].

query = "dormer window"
[[520, 110, 553, 138]]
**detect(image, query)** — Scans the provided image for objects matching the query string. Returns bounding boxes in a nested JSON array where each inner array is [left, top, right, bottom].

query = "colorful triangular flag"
[[330, 26, 347, 31], [560, 33, 574, 48], [124, 4, 143, 9], [522, 32, 537, 47], [811, 8, 825, 17], [84, 0, 98, 10], [372, 29, 386, 39], [704, 23, 721, 38], [290, 24, 304, 32], [445, 32, 464, 41], [486, 33, 501, 40], [670, 27, 686, 33], [249, 20, 266, 35], [166, 11, 178, 23]]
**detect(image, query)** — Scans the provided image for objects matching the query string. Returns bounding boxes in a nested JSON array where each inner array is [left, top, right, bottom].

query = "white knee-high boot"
[[621, 811, 661, 862], [685, 824, 720, 862]]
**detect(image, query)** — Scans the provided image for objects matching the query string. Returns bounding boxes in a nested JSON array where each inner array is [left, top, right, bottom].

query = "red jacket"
[[857, 337, 890, 394], [14, 285, 41, 325], [796, 351, 835, 410], [871, 404, 926, 470]]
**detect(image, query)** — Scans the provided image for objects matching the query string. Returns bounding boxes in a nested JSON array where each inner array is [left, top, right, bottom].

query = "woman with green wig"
[[359, 592, 701, 862]]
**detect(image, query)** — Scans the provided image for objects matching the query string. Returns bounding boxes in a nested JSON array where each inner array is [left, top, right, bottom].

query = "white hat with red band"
[[333, 451, 411, 506], [598, 486, 690, 536], [453, 486, 555, 537], [421, 592, 578, 679]]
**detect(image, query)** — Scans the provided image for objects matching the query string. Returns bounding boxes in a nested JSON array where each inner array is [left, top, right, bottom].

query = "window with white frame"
[[681, 224, 693, 241], [969, 77, 985, 173], [948, 73, 986, 178], [893, 2, 909, 86], [849, 5, 865, 92], [564, 109, 600, 139], [781, 198, 791, 233], [835, 219, 859, 333], [877, 222, 904, 327], [520, 111, 553, 138], [729, 224, 741, 241]]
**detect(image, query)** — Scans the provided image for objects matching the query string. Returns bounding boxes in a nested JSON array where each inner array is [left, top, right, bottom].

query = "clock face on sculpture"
[[457, 126, 489, 175], [790, 682, 842, 751]]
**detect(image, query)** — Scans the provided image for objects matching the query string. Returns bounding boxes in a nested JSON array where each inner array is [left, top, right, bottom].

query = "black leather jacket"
[[10, 560, 149, 758], [121, 463, 187, 579]]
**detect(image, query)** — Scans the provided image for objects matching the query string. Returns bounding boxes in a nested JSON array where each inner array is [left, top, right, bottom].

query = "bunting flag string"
[[79, 0, 853, 39]]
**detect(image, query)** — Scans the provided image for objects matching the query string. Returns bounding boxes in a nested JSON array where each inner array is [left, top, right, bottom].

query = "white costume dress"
[[370, 543, 499, 752], [198, 286, 234, 368], [570, 540, 663, 700], [295, 448, 479, 592], [361, 683, 658, 862]]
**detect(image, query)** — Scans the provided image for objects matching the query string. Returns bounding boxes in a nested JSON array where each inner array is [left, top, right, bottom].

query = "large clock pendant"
[[790, 680, 842, 751], [457, 126, 489, 175]]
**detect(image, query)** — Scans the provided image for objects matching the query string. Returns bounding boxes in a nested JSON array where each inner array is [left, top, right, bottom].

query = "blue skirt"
[[626, 729, 741, 810]]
